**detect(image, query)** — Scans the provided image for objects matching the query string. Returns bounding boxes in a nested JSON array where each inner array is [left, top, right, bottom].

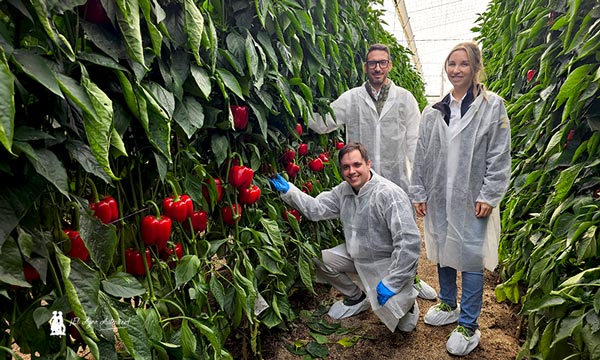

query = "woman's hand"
[[413, 202, 427, 217], [475, 202, 493, 218]]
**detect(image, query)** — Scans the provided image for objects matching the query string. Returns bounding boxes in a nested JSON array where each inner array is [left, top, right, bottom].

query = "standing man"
[[310, 44, 436, 300], [270, 143, 420, 331]]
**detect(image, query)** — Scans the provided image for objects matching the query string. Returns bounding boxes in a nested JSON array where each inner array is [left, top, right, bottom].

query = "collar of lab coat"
[[432, 84, 481, 125], [359, 80, 397, 117]]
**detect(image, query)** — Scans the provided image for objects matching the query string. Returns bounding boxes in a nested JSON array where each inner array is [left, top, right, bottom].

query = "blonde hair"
[[445, 42, 487, 99]]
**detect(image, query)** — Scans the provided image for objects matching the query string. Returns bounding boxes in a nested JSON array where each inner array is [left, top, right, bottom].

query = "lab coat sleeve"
[[404, 92, 421, 165], [409, 108, 432, 203], [477, 95, 511, 207], [309, 92, 350, 134], [281, 183, 342, 221], [380, 191, 420, 292]]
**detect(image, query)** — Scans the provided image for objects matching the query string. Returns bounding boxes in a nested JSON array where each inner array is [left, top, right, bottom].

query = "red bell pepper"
[[82, 0, 110, 25], [23, 262, 40, 283], [309, 158, 324, 172], [526, 69, 536, 82], [283, 209, 302, 223], [298, 143, 309, 156], [302, 181, 313, 193], [162, 194, 193, 222], [281, 149, 296, 163], [202, 178, 223, 203], [229, 165, 254, 189], [125, 248, 151, 276], [335, 141, 345, 150], [239, 185, 261, 205], [319, 153, 330, 163], [231, 105, 249, 130], [189, 210, 208, 233], [141, 215, 172, 250], [64, 229, 90, 262], [90, 195, 119, 224], [285, 162, 300, 179], [160, 242, 184, 268], [295, 123, 303, 136], [221, 203, 242, 225]]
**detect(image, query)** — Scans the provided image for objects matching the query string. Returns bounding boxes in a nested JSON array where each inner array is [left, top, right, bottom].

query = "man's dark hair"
[[367, 44, 390, 57], [338, 142, 370, 164]]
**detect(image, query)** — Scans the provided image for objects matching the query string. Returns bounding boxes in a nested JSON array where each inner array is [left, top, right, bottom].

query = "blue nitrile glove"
[[376, 280, 396, 306], [269, 173, 290, 193]]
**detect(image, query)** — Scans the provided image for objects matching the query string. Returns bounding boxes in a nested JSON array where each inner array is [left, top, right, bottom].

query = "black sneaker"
[[343, 292, 366, 306]]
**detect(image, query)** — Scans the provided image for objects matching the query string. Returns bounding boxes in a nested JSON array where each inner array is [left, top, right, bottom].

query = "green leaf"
[[187, 317, 230, 358], [141, 308, 162, 342], [0, 236, 29, 287], [209, 274, 226, 309], [582, 322, 600, 360], [337, 335, 361, 347], [298, 254, 315, 294], [139, 0, 163, 56], [550, 314, 585, 348], [139, 84, 172, 162], [245, 32, 259, 80], [307, 319, 342, 335], [173, 96, 204, 138], [0, 176, 45, 248], [30, 0, 75, 61], [248, 95, 269, 133], [181, 319, 197, 356], [216, 68, 244, 99], [78, 51, 128, 72], [16, 227, 33, 259], [55, 249, 99, 341], [102, 272, 146, 298], [555, 64, 594, 110], [66, 140, 112, 184], [13, 142, 69, 198], [190, 65, 212, 99], [109, 297, 152, 359], [559, 267, 600, 288], [115, 0, 146, 68], [79, 210, 117, 273], [522, 294, 566, 313], [260, 218, 284, 248], [290, 77, 313, 102], [175, 255, 201, 288], [310, 331, 329, 344], [306, 341, 329, 358], [184, 0, 204, 66], [12, 49, 63, 98], [553, 163, 584, 205], [274, 73, 293, 116], [296, 10, 315, 42], [81, 71, 120, 180], [0, 47, 15, 154], [211, 134, 229, 167]]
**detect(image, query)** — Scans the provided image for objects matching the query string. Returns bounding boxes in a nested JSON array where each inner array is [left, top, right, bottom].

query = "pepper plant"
[[0, 0, 424, 358], [477, 0, 600, 358]]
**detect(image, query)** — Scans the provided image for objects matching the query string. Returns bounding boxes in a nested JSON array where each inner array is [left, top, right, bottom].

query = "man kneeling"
[[270, 142, 420, 332]]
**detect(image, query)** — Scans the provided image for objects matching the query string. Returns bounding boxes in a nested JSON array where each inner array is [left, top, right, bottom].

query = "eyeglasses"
[[366, 59, 390, 69]]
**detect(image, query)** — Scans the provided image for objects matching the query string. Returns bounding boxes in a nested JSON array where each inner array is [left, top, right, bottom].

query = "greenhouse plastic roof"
[[380, 0, 491, 102]]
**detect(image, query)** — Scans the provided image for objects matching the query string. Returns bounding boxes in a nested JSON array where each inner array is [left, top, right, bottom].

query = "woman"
[[410, 42, 511, 356]]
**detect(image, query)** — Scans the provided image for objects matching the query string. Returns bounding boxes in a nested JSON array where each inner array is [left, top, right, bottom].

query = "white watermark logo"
[[49, 311, 66, 336]]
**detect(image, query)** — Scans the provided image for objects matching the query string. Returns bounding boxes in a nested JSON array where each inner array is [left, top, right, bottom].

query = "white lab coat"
[[309, 81, 420, 192], [410, 91, 511, 272], [281, 172, 420, 330]]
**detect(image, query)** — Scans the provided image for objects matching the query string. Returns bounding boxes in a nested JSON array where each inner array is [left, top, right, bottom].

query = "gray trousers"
[[313, 243, 364, 300]]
